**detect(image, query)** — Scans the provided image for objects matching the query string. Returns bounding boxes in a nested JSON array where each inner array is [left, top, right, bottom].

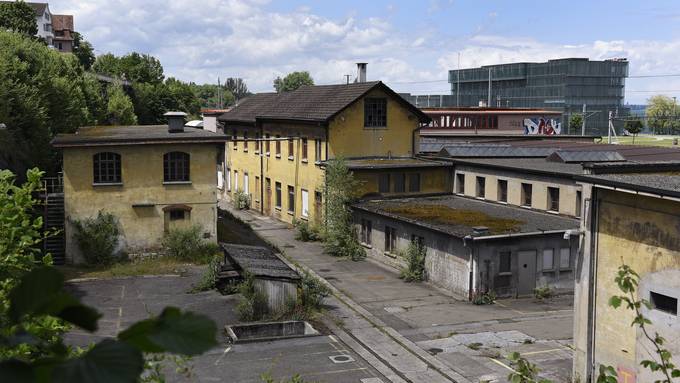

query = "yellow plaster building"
[[219, 81, 450, 224], [52, 113, 228, 263], [573, 172, 680, 382]]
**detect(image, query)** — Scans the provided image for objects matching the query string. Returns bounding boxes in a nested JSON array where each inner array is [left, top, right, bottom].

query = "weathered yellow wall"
[[328, 88, 418, 158], [593, 190, 680, 380], [63, 143, 219, 263], [354, 168, 450, 197]]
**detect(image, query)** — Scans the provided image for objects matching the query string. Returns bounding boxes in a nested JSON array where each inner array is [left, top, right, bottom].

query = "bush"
[[73, 211, 122, 266], [472, 291, 496, 305], [233, 190, 250, 210], [299, 271, 331, 310], [293, 219, 320, 242], [534, 286, 554, 301], [162, 225, 220, 263], [399, 241, 426, 282], [190, 255, 221, 293], [236, 272, 268, 321]]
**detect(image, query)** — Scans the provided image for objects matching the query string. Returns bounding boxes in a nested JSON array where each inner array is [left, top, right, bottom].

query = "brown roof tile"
[[52, 14, 73, 31]]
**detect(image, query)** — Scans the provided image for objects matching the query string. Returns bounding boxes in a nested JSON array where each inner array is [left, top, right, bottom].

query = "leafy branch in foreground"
[[0, 266, 218, 382]]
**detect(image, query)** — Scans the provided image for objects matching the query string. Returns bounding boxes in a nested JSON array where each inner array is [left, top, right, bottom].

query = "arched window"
[[93, 152, 121, 184], [163, 152, 190, 182]]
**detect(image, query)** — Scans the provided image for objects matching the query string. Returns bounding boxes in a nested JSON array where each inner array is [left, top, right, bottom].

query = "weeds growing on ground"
[[189, 255, 221, 293], [472, 291, 496, 305], [399, 240, 426, 282], [293, 219, 321, 242], [533, 286, 554, 301]]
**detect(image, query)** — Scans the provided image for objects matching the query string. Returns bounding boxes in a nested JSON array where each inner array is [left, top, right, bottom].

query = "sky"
[[49, 0, 680, 104]]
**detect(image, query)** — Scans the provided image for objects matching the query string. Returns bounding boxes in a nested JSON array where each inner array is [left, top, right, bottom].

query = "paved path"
[[222, 204, 574, 382]]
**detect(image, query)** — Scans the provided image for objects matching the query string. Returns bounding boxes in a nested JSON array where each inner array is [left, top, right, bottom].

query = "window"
[[575, 190, 582, 217], [360, 219, 372, 245], [265, 134, 271, 155], [243, 131, 248, 152], [226, 167, 231, 191], [234, 171, 238, 191], [379, 174, 390, 193], [244, 173, 249, 195], [548, 187, 560, 212], [521, 183, 532, 207], [93, 152, 121, 184], [301, 189, 309, 217], [385, 226, 397, 253], [275, 135, 281, 157], [288, 139, 294, 160], [364, 98, 387, 127], [456, 173, 465, 194], [497, 179, 508, 202], [287, 185, 295, 213], [650, 291, 677, 315], [394, 173, 405, 193], [476, 176, 486, 198], [559, 248, 570, 269], [542, 249, 554, 270], [275, 182, 282, 208], [169, 210, 185, 220], [499, 251, 511, 273], [409, 173, 420, 192], [301, 138, 308, 161], [315, 139, 323, 162], [163, 152, 190, 182], [232, 130, 238, 150], [255, 176, 260, 201]]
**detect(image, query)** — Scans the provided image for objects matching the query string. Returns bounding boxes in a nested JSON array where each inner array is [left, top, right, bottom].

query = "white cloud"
[[51, 0, 680, 102]]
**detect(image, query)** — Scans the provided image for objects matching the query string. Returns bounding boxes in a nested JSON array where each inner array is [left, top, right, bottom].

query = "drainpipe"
[[463, 235, 475, 301], [324, 123, 329, 228], [586, 189, 600, 381], [259, 121, 264, 215]]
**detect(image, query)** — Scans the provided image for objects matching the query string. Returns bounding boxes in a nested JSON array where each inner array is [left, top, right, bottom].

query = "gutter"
[[471, 229, 578, 241]]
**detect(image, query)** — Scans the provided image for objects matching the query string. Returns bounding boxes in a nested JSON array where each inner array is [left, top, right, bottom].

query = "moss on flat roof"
[[383, 204, 524, 234]]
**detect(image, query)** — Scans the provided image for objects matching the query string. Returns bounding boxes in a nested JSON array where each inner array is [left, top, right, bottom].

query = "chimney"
[[165, 112, 187, 133], [356, 62, 367, 83]]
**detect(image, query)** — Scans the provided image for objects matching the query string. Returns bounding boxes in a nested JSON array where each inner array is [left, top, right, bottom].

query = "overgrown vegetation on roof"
[[384, 204, 524, 234]]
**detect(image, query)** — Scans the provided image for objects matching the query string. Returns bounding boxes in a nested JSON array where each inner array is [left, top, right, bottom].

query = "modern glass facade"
[[448, 58, 629, 135]]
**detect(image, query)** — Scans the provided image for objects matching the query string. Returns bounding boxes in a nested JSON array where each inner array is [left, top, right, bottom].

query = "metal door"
[[517, 250, 536, 296]]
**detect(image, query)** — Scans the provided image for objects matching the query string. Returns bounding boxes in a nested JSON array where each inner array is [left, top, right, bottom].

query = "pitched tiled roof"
[[52, 14, 74, 31], [219, 81, 430, 125]]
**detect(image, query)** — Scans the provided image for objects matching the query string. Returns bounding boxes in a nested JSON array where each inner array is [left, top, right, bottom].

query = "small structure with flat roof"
[[352, 195, 579, 299]]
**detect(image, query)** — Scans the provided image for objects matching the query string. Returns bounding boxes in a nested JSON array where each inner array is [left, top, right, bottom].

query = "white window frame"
[[244, 173, 249, 195], [301, 189, 309, 218]]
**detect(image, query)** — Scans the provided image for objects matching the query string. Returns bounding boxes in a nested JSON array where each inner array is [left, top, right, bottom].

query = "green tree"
[[624, 116, 643, 144], [92, 53, 121, 77], [166, 77, 201, 118], [322, 158, 366, 261], [72, 32, 95, 70], [0, 0, 37, 37], [225, 77, 250, 100], [273, 71, 314, 92], [93, 52, 164, 84], [646, 95, 680, 134], [107, 85, 138, 125], [569, 114, 583, 135]]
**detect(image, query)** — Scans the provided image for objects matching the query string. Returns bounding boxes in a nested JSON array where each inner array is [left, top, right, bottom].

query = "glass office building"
[[448, 58, 629, 135]]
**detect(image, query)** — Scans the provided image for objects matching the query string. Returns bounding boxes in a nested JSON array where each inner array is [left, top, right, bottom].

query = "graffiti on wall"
[[523, 117, 561, 135]]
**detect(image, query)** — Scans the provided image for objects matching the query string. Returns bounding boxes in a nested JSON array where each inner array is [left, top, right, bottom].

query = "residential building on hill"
[[51, 13, 74, 52], [51, 112, 228, 263], [573, 170, 680, 383], [218, 74, 450, 225]]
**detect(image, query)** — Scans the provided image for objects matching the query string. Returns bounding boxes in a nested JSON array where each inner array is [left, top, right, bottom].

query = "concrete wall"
[[353, 209, 576, 299], [63, 143, 219, 263], [574, 188, 680, 382], [454, 165, 581, 217]]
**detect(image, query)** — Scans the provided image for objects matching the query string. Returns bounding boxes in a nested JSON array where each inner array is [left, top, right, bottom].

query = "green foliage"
[[0, 31, 103, 175], [225, 77, 250, 100], [162, 225, 220, 263], [569, 114, 583, 134], [506, 351, 551, 383], [106, 84, 138, 125], [646, 95, 680, 134], [533, 286, 554, 301], [399, 240, 426, 282], [322, 158, 366, 261], [273, 71, 314, 92], [293, 219, 321, 242], [472, 291, 496, 305], [260, 372, 308, 383], [0, 267, 217, 383], [71, 32, 95, 70], [190, 83, 235, 109], [141, 353, 194, 383], [298, 272, 331, 311], [73, 211, 122, 266], [233, 189, 251, 210], [94, 52, 164, 84], [190, 255, 221, 293], [236, 272, 268, 321], [0, 1, 37, 36], [624, 116, 644, 143]]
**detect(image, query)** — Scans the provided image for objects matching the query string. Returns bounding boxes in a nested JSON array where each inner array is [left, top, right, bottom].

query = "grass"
[[384, 204, 524, 234], [57, 257, 197, 281], [601, 135, 680, 147]]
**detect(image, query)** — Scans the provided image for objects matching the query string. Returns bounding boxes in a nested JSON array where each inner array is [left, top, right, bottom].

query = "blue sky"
[[51, 0, 680, 103]]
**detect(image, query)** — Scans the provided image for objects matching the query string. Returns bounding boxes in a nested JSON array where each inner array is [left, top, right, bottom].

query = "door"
[[264, 178, 271, 215], [517, 250, 537, 296]]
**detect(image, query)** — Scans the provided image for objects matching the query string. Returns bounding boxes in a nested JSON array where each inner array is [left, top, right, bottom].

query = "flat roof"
[[447, 157, 584, 177], [576, 172, 680, 200], [52, 125, 228, 148], [353, 195, 579, 239], [221, 243, 300, 280], [342, 157, 451, 170]]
